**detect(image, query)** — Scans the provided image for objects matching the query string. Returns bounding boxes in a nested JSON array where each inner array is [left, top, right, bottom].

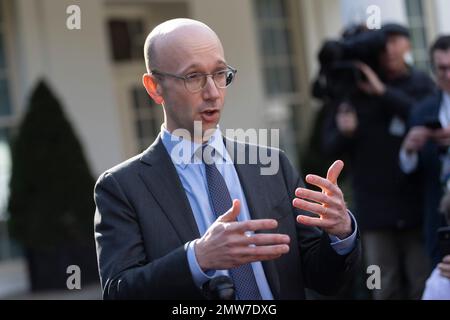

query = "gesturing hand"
[[293, 160, 352, 239], [195, 199, 290, 271]]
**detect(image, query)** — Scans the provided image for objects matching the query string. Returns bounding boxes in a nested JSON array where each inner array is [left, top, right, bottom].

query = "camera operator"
[[320, 24, 435, 299]]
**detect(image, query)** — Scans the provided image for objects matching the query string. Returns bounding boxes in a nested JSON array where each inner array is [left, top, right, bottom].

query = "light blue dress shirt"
[[161, 126, 358, 300]]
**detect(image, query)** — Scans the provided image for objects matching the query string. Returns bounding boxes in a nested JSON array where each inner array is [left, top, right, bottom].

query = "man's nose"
[[202, 76, 220, 100]]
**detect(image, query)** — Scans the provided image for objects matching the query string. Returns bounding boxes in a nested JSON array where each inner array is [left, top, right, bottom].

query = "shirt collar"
[[161, 124, 230, 169]]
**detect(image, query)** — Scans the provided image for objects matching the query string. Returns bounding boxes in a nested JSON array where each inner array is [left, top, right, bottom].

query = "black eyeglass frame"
[[150, 65, 237, 93]]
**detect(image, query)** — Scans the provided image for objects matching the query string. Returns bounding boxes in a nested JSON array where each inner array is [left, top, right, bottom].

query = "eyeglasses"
[[150, 65, 237, 93]]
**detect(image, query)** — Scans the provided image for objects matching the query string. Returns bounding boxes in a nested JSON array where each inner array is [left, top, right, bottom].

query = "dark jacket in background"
[[322, 69, 435, 231], [408, 91, 447, 266]]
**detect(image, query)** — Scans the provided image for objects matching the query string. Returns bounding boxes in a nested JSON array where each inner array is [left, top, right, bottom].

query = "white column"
[[435, 0, 450, 33]]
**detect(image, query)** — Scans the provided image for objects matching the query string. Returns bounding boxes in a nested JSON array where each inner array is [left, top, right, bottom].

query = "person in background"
[[400, 35, 450, 270], [322, 24, 435, 299]]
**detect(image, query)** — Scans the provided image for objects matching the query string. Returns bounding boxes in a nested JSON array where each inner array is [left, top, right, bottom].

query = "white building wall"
[[435, 0, 450, 34], [13, 0, 126, 175], [299, 0, 344, 82]]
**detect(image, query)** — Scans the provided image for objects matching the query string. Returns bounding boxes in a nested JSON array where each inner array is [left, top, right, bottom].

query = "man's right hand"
[[402, 126, 431, 154], [194, 199, 290, 271]]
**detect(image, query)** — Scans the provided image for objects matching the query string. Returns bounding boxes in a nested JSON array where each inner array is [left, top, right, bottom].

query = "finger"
[[354, 61, 368, 71], [326, 160, 344, 185], [238, 244, 290, 258], [440, 270, 450, 279], [231, 219, 278, 233], [292, 198, 328, 217], [442, 255, 450, 263], [305, 174, 341, 195], [236, 252, 287, 265], [438, 263, 450, 279], [438, 262, 450, 274], [244, 233, 290, 246], [296, 214, 332, 229], [295, 188, 327, 204], [217, 199, 240, 222]]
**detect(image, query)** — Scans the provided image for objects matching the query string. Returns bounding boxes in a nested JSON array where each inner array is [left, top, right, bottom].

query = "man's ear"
[[143, 74, 164, 105]]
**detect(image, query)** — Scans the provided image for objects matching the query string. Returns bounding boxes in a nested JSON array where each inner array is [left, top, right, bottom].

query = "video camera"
[[314, 23, 410, 101], [315, 27, 386, 100]]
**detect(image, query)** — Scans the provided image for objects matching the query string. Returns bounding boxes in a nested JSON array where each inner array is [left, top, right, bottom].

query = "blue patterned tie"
[[202, 144, 262, 300]]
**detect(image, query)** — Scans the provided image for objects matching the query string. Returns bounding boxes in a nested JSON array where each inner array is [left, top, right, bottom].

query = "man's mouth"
[[200, 109, 220, 122]]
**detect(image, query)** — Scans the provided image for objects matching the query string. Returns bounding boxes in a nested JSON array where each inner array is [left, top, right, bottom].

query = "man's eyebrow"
[[180, 60, 227, 74]]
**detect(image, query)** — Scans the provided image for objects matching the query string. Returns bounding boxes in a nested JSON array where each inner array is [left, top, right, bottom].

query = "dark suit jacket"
[[94, 136, 360, 299], [409, 91, 448, 266]]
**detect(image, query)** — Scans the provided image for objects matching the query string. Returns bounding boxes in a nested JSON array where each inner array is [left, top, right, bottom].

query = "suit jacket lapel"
[[139, 135, 200, 243], [226, 139, 281, 299]]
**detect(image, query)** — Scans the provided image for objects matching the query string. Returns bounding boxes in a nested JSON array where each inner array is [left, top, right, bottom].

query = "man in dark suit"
[[94, 18, 360, 300], [400, 35, 450, 271]]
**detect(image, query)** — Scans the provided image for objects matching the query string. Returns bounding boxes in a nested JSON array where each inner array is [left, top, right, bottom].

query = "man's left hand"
[[293, 160, 352, 239]]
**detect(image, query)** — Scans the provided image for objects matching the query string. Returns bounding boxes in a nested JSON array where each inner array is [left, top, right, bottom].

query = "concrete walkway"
[[3, 284, 102, 300], [0, 258, 102, 300]]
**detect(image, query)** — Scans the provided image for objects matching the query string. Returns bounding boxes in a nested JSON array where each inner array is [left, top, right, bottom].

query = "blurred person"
[[93, 18, 360, 300], [322, 24, 435, 299], [400, 35, 450, 268]]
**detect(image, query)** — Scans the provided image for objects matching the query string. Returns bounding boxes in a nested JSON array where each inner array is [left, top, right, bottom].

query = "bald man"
[[94, 18, 360, 300]]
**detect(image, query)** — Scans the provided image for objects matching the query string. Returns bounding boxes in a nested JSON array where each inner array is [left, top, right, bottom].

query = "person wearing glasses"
[[94, 18, 360, 300], [401, 35, 450, 275]]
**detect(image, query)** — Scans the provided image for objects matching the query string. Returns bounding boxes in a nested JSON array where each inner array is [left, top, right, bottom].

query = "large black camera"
[[314, 23, 410, 101], [314, 27, 386, 100]]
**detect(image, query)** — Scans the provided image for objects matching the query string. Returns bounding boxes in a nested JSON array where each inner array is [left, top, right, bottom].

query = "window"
[[254, 0, 298, 96], [131, 87, 162, 151], [108, 19, 145, 62], [253, 0, 303, 165], [0, 19, 10, 116], [405, 0, 429, 71]]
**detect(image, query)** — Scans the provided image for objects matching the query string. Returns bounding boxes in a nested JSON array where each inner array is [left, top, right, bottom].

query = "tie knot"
[[200, 144, 216, 165]]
